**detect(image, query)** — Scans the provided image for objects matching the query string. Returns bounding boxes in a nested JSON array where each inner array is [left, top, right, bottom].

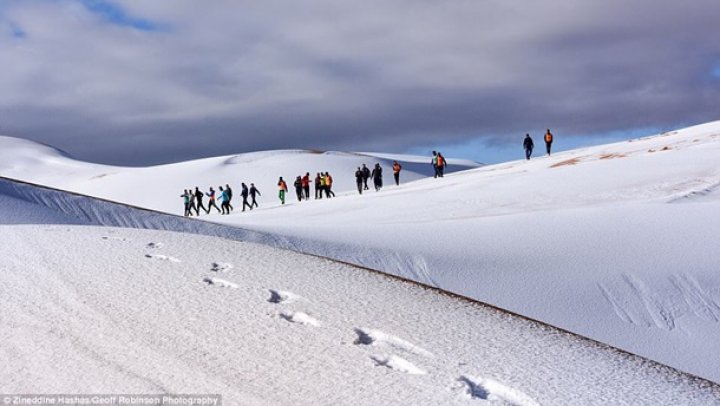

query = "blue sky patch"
[[11, 24, 26, 38], [712, 65, 720, 78], [81, 0, 159, 31]]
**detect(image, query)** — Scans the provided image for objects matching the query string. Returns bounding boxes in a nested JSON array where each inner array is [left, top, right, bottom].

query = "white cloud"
[[1, 0, 719, 164]]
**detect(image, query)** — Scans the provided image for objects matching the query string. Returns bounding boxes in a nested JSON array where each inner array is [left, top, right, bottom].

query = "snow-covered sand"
[[1, 121, 719, 384], [1, 190, 718, 404]]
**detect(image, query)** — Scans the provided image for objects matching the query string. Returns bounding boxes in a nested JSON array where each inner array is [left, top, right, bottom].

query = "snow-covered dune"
[[0, 136, 479, 213], [1, 121, 719, 382], [1, 178, 718, 404]]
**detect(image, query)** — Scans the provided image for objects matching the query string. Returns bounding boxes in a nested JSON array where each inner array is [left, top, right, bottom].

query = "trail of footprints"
[[114, 235, 538, 405]]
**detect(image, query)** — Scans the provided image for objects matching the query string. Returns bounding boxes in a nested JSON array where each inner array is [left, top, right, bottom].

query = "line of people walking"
[[180, 149, 459, 215], [181, 183, 260, 217], [523, 129, 554, 160], [277, 172, 336, 205]]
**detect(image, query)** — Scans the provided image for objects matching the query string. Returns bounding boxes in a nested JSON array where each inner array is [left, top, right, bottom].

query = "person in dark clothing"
[[544, 129, 554, 156], [371, 163, 383, 191], [392, 161, 402, 186], [302, 172, 311, 200], [194, 187, 208, 214], [355, 167, 364, 194], [361, 164, 370, 190], [523, 134, 534, 160], [314, 173, 322, 199], [294, 176, 304, 201], [206, 187, 222, 213], [249, 183, 261, 209], [240, 183, 252, 212], [225, 184, 234, 212], [187, 187, 199, 215]]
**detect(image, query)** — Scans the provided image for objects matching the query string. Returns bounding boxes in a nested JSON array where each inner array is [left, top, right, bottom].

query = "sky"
[[0, 0, 719, 166]]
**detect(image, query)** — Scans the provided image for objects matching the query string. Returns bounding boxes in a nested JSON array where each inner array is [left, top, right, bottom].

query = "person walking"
[[523, 134, 534, 160], [240, 182, 252, 212], [206, 187, 222, 214], [314, 173, 322, 199], [361, 164, 371, 190], [225, 184, 234, 212], [278, 177, 288, 205], [324, 172, 335, 198], [436, 152, 446, 177], [318, 173, 327, 198], [194, 187, 208, 214], [392, 161, 402, 186], [249, 183, 261, 209], [431, 151, 440, 178], [180, 189, 192, 217], [219, 186, 230, 215], [294, 176, 304, 202], [355, 167, 364, 194], [302, 172, 311, 200], [371, 163, 383, 191], [544, 129, 554, 156], [187, 187, 199, 215]]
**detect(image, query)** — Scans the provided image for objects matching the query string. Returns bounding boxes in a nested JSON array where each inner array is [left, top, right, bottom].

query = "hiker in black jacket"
[[225, 184, 234, 212], [362, 164, 371, 190], [240, 183, 252, 212], [249, 183, 261, 209], [371, 163, 383, 191], [523, 134, 534, 160], [294, 176, 304, 201], [194, 187, 207, 214], [355, 167, 364, 194]]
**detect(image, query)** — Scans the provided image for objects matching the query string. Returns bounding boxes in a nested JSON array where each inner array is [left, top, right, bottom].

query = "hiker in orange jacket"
[[278, 177, 288, 205], [392, 161, 402, 186], [324, 172, 335, 198], [544, 129, 554, 156]]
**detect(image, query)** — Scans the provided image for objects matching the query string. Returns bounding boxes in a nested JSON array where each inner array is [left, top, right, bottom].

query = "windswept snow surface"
[[0, 193, 718, 404], [1, 121, 720, 382]]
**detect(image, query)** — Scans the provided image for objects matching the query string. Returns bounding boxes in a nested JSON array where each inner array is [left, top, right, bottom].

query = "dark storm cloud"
[[0, 0, 719, 165]]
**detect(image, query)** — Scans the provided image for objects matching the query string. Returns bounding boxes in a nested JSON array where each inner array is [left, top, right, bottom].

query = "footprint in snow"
[[457, 376, 539, 406], [370, 354, 426, 375], [102, 236, 131, 242], [202, 277, 238, 288], [354, 328, 433, 358], [145, 254, 181, 263], [146, 242, 163, 249], [280, 311, 320, 327], [211, 262, 233, 272], [268, 289, 300, 304]]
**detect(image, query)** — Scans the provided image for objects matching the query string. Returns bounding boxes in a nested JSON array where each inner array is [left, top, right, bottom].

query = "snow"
[[1, 121, 720, 398], [1, 217, 717, 404]]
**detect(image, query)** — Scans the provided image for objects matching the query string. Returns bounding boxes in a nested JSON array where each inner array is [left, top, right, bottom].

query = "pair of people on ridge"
[[523, 129, 554, 160], [431, 151, 446, 178], [239, 182, 261, 211]]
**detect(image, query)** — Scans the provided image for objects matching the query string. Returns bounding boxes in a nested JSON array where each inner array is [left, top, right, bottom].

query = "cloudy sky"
[[1, 0, 719, 165]]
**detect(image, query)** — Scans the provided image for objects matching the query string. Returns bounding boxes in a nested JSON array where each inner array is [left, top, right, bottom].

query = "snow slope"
[[1, 184, 718, 405], [0, 136, 478, 213], [1, 121, 719, 382]]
